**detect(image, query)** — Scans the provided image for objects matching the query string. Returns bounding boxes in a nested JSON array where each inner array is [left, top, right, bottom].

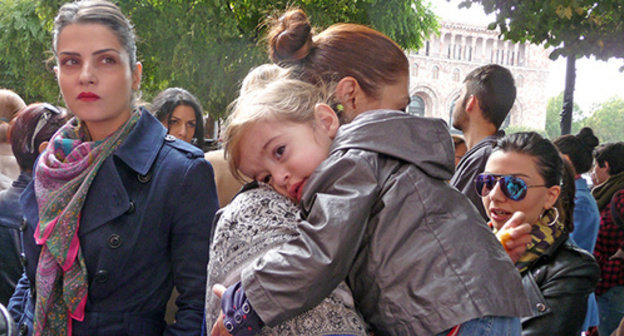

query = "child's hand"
[[211, 284, 233, 336], [497, 211, 532, 263]]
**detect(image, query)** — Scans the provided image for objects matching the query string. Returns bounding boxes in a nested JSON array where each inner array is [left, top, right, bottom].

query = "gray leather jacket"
[[242, 110, 531, 335]]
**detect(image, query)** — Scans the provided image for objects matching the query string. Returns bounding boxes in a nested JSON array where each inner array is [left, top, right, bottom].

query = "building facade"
[[407, 21, 551, 130]]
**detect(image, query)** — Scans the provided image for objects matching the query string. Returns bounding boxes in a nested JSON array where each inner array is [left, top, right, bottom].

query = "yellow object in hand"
[[499, 231, 512, 253]]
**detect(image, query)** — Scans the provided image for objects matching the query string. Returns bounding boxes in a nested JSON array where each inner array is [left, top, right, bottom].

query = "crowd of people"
[[0, 1, 622, 336]]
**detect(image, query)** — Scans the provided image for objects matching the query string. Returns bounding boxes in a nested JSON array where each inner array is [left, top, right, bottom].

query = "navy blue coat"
[[9, 110, 218, 335]]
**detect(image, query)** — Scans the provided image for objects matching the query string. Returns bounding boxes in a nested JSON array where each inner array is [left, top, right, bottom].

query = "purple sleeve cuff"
[[221, 281, 264, 336]]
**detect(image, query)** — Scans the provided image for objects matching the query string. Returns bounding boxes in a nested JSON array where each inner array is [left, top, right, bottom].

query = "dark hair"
[[494, 132, 576, 232], [553, 127, 599, 175], [53, 0, 137, 71], [267, 9, 408, 101], [9, 103, 67, 171], [462, 64, 516, 129], [594, 142, 624, 175], [150, 87, 205, 149]]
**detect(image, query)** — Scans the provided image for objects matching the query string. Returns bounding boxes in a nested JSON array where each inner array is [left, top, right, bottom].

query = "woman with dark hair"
[[479, 132, 599, 335], [151, 87, 205, 149], [0, 103, 67, 307], [8, 1, 218, 335], [590, 142, 624, 336], [553, 127, 601, 333]]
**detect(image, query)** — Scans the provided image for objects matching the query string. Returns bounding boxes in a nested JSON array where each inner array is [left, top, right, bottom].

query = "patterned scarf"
[[514, 208, 565, 273], [33, 110, 140, 336]]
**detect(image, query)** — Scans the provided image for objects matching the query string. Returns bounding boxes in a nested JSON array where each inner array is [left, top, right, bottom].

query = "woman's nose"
[[488, 180, 507, 201], [78, 62, 96, 85]]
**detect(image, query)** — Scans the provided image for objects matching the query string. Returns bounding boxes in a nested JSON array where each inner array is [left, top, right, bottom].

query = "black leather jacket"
[[521, 234, 600, 336]]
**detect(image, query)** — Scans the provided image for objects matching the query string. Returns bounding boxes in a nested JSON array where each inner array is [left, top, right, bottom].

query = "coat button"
[[19, 323, 28, 335], [20, 218, 28, 232], [94, 269, 109, 283], [137, 172, 152, 183], [536, 303, 546, 312], [108, 234, 122, 249], [126, 200, 136, 214], [165, 134, 176, 142]]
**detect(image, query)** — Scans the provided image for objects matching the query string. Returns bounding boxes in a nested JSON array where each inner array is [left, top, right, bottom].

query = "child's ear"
[[314, 104, 340, 139]]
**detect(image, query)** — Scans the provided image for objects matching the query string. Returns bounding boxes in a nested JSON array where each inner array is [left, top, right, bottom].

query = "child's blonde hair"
[[224, 64, 334, 181]]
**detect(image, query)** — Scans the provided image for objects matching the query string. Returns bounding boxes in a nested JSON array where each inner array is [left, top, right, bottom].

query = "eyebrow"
[[58, 48, 121, 57]]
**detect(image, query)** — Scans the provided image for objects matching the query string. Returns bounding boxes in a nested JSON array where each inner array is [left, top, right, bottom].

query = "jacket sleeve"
[[241, 150, 378, 327], [165, 158, 219, 336], [521, 248, 600, 336]]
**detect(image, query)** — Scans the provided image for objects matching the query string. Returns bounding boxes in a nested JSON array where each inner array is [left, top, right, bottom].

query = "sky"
[[430, 0, 624, 113]]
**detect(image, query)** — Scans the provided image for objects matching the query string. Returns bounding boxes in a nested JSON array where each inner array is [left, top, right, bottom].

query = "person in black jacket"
[[479, 132, 600, 335]]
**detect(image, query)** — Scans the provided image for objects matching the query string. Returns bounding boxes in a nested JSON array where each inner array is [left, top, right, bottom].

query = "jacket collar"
[[113, 108, 167, 175]]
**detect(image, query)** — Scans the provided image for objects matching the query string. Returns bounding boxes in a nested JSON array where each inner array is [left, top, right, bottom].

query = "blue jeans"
[[435, 316, 521, 336], [597, 286, 624, 336]]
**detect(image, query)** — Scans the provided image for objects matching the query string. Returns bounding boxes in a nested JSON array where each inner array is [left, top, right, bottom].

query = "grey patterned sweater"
[[205, 183, 367, 335]]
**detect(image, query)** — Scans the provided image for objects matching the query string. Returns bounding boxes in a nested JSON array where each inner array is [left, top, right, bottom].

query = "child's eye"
[[261, 175, 272, 183], [275, 145, 285, 159]]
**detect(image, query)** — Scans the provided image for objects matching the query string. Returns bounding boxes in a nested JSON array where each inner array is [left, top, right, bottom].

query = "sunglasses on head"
[[26, 103, 61, 153], [474, 173, 546, 201]]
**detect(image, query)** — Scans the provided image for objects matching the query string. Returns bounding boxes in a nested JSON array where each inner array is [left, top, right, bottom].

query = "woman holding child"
[[210, 9, 532, 336], [9, 1, 219, 335]]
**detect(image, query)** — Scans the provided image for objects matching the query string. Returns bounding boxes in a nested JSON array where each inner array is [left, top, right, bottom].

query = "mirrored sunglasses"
[[474, 173, 546, 201]]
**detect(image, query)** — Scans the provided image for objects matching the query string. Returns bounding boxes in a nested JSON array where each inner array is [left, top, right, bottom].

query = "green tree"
[[1, 0, 438, 124], [544, 92, 584, 140], [458, 0, 624, 135], [583, 96, 624, 143], [0, 0, 58, 104]]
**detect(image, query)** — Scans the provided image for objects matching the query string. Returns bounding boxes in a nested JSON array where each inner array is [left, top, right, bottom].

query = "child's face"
[[237, 104, 339, 203]]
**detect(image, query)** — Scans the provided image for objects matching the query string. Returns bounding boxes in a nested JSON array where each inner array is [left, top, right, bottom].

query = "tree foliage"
[[458, 0, 624, 62], [544, 92, 583, 139], [0, 0, 438, 123], [582, 97, 624, 143]]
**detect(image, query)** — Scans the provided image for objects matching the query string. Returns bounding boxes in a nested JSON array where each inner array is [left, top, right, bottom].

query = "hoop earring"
[[540, 207, 560, 226]]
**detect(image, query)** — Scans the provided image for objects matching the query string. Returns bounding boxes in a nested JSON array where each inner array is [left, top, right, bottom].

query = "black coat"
[[521, 234, 600, 336]]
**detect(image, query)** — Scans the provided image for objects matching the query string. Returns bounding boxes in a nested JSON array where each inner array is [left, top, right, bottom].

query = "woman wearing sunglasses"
[[477, 132, 599, 335]]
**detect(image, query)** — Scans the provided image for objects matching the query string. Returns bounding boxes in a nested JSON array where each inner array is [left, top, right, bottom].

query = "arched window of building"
[[432, 66, 439, 80], [408, 95, 425, 117], [453, 68, 460, 82], [448, 95, 461, 127]]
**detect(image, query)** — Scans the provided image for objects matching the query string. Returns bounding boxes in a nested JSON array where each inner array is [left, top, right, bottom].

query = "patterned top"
[[205, 182, 367, 335], [594, 189, 624, 295]]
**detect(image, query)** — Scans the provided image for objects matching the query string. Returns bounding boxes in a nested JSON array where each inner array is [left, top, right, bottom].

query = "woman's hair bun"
[[576, 127, 599, 149], [267, 8, 313, 63]]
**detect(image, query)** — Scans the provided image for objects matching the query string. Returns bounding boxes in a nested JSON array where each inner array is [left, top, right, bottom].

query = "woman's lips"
[[489, 207, 512, 223], [78, 92, 100, 101]]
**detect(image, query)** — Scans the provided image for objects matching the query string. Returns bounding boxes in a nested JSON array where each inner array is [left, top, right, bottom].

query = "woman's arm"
[[165, 158, 219, 335]]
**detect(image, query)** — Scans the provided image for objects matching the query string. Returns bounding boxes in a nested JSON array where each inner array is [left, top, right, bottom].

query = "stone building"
[[406, 21, 551, 130]]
